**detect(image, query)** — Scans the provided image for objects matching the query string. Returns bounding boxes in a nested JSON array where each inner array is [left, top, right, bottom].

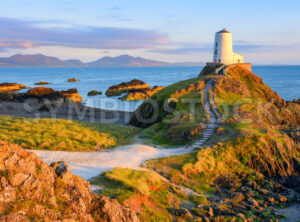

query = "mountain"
[[88, 55, 168, 67], [0, 54, 66, 66], [0, 54, 204, 67]]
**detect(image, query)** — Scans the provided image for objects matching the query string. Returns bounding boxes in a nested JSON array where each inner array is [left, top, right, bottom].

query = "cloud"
[[148, 40, 300, 56], [148, 43, 212, 55], [0, 17, 170, 51]]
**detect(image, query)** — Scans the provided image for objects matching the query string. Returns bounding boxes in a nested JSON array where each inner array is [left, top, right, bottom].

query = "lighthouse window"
[[215, 49, 217, 55], [216, 42, 218, 47]]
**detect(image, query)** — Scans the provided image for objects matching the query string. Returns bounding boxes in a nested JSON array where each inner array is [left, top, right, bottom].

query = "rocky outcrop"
[[119, 86, 164, 101], [106, 79, 150, 96], [34, 81, 52, 85], [88, 90, 103, 96], [23, 87, 82, 103], [25, 87, 62, 99], [67, 78, 80, 82], [190, 173, 300, 221], [0, 141, 139, 221], [0, 83, 26, 92], [61, 88, 83, 103]]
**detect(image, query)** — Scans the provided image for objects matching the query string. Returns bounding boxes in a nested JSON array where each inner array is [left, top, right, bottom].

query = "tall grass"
[[0, 116, 138, 151]]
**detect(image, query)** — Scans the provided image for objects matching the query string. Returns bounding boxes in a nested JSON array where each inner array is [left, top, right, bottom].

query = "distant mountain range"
[[0, 54, 204, 67]]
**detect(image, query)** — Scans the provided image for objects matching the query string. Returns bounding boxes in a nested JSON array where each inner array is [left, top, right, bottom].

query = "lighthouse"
[[212, 29, 244, 65]]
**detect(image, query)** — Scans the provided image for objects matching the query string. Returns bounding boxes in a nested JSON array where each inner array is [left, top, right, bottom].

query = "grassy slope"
[[92, 65, 300, 221], [133, 76, 210, 145], [0, 116, 139, 151], [90, 168, 184, 221]]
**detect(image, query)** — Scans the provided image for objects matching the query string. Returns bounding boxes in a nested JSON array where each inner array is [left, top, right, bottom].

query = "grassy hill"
[[92, 65, 300, 221]]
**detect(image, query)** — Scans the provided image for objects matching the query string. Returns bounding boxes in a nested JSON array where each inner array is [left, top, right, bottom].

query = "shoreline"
[[0, 101, 133, 125]]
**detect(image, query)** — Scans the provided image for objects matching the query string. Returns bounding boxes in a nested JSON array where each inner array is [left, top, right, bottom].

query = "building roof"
[[217, 29, 230, 34]]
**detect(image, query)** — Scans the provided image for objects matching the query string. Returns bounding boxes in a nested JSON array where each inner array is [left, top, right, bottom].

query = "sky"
[[0, 0, 300, 64]]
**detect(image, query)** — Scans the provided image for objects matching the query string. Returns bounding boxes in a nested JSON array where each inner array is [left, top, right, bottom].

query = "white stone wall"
[[232, 52, 244, 64]]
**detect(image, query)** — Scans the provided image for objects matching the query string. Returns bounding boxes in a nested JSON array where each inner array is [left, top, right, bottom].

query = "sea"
[[0, 66, 299, 112]]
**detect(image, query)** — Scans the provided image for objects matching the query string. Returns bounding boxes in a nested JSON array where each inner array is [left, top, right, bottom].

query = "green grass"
[[136, 76, 210, 146], [90, 168, 181, 221], [152, 77, 201, 100], [0, 116, 139, 151]]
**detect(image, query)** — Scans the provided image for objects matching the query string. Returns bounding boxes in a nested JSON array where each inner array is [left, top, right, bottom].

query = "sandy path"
[[32, 144, 191, 180]]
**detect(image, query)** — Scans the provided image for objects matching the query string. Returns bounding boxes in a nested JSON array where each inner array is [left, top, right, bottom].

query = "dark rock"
[[88, 90, 103, 96], [106, 79, 150, 96], [175, 208, 193, 219], [22, 87, 82, 103]]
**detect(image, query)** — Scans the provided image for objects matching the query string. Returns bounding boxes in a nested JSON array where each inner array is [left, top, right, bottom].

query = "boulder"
[[91, 196, 140, 222]]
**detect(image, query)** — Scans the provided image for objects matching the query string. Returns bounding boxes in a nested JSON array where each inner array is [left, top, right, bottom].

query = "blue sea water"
[[0, 66, 299, 111]]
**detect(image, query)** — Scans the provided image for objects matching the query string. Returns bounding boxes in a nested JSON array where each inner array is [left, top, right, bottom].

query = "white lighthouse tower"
[[212, 29, 244, 64]]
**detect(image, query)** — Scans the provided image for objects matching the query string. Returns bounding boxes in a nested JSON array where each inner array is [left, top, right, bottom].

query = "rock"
[[237, 213, 246, 220], [258, 188, 270, 195], [34, 81, 51, 85], [175, 208, 193, 219], [24, 87, 64, 101], [88, 90, 103, 96], [61, 88, 82, 103], [208, 207, 214, 217], [0, 213, 29, 222], [50, 161, 73, 184], [106, 79, 150, 97], [9, 173, 28, 187], [91, 196, 140, 222], [276, 194, 287, 203], [268, 197, 275, 204], [0, 183, 16, 203], [249, 198, 259, 208], [119, 86, 164, 101], [67, 78, 80, 82], [0, 141, 139, 221], [23, 87, 82, 103], [0, 92, 21, 102], [0, 83, 26, 92], [214, 174, 240, 190]]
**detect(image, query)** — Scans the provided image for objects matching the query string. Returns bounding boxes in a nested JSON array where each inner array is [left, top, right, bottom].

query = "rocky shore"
[[0, 84, 132, 124]]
